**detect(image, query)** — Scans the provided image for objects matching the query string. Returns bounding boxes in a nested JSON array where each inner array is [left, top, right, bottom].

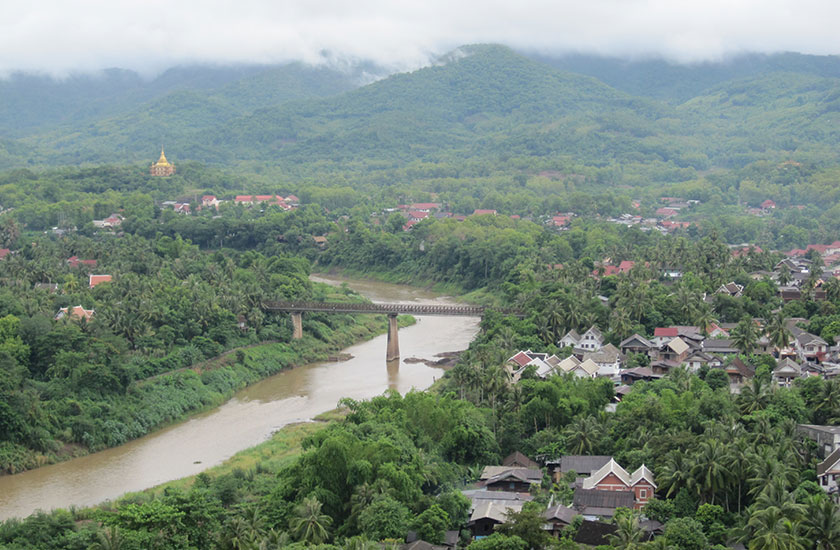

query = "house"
[[817, 448, 840, 500], [67, 256, 97, 269], [572, 489, 636, 518], [577, 326, 604, 352], [559, 330, 581, 349], [201, 195, 219, 209], [724, 358, 755, 385], [683, 350, 720, 372], [791, 327, 828, 363], [506, 350, 554, 380], [545, 455, 613, 482], [620, 334, 655, 358], [761, 199, 777, 210], [620, 367, 662, 385], [702, 338, 738, 357], [583, 344, 622, 378], [93, 214, 123, 228], [570, 359, 600, 378], [772, 357, 804, 387], [798, 425, 840, 458], [716, 282, 744, 297], [658, 337, 690, 363], [234, 195, 254, 204], [472, 209, 497, 216], [284, 195, 300, 206], [55, 305, 94, 321], [408, 211, 430, 222], [0, 249, 9, 260], [544, 504, 578, 537], [312, 236, 328, 247], [580, 458, 656, 509], [89, 274, 112, 288], [467, 498, 525, 538], [503, 451, 540, 470], [483, 468, 543, 492]]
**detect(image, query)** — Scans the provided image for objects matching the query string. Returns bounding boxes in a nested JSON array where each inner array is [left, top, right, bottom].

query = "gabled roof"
[[703, 338, 737, 353], [557, 355, 581, 372], [796, 331, 828, 347], [485, 468, 543, 486], [508, 351, 533, 368], [774, 357, 802, 375], [549, 455, 612, 475], [665, 337, 689, 355], [573, 488, 635, 511], [55, 305, 94, 321], [582, 326, 603, 340], [620, 334, 653, 349], [503, 451, 540, 469], [629, 465, 656, 488], [577, 359, 600, 376], [545, 504, 577, 525], [585, 343, 620, 364], [469, 499, 524, 524], [560, 330, 580, 344], [818, 448, 840, 477], [582, 458, 631, 489]]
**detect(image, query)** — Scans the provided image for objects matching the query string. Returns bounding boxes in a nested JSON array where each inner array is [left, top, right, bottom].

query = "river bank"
[[0, 275, 480, 520]]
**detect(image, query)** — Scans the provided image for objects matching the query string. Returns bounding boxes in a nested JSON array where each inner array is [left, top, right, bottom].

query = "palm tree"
[[726, 437, 752, 513], [658, 451, 693, 498], [765, 312, 791, 356], [732, 316, 759, 356], [690, 439, 731, 505], [802, 495, 840, 550], [89, 526, 124, 550], [290, 496, 332, 545], [746, 507, 806, 550], [610, 307, 633, 340], [777, 263, 793, 286], [738, 377, 771, 415], [564, 415, 602, 455], [694, 303, 718, 336], [815, 379, 840, 424], [607, 509, 645, 550]]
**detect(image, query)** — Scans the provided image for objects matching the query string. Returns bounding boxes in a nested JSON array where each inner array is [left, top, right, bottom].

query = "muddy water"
[[0, 275, 479, 520]]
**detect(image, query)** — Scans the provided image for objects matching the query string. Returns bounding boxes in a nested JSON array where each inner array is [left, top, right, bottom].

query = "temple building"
[[150, 147, 175, 176]]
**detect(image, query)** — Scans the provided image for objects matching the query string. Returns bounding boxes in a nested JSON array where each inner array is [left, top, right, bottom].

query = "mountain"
[[0, 62, 369, 142], [530, 51, 840, 103], [3, 45, 840, 173]]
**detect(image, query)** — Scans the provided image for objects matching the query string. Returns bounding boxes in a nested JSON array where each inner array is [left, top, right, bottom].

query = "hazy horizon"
[[3, 1, 840, 78]]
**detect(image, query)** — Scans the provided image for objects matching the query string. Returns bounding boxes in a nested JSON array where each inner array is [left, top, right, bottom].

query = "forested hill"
[[0, 62, 368, 139], [3, 45, 840, 172]]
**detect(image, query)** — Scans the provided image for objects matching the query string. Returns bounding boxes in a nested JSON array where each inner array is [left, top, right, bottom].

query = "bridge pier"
[[386, 313, 399, 361], [291, 312, 303, 339]]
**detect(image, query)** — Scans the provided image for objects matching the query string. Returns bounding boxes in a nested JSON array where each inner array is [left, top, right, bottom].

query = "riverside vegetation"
[[3, 46, 840, 549]]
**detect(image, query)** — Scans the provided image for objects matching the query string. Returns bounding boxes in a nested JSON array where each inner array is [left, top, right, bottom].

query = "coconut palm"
[[690, 439, 731, 505], [802, 495, 840, 550], [563, 415, 602, 455], [290, 496, 332, 545], [658, 451, 694, 498], [746, 506, 806, 550], [732, 316, 759, 356], [607, 509, 645, 550], [765, 312, 791, 356]]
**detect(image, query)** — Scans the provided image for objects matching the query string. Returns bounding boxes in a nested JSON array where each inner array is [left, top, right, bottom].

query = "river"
[[0, 275, 480, 521]]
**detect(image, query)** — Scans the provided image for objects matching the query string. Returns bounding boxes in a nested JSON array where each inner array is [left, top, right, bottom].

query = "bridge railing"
[[262, 301, 524, 317]]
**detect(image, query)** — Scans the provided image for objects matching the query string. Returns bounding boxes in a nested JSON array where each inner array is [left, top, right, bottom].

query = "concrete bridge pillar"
[[291, 312, 303, 339], [386, 313, 400, 361]]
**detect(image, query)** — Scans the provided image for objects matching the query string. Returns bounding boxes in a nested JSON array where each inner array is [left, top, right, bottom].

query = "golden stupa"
[[150, 147, 175, 176]]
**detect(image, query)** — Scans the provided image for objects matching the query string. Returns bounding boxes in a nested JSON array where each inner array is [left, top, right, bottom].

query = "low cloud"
[[3, 0, 840, 76]]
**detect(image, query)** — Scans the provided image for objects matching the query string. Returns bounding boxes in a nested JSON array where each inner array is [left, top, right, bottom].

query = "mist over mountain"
[[2, 46, 839, 171]]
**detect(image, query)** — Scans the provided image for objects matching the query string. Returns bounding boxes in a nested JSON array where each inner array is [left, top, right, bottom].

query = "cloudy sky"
[[3, 0, 840, 76]]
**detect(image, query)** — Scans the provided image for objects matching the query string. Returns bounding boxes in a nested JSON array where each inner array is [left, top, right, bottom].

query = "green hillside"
[[3, 45, 840, 178]]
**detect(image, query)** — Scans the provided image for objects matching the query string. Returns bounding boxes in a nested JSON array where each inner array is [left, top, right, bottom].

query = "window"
[[639, 488, 647, 498]]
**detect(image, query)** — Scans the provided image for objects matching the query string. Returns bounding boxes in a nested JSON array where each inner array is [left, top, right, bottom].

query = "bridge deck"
[[262, 301, 523, 317]]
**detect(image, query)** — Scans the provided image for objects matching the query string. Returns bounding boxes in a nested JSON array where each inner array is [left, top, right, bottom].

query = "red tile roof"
[[654, 327, 679, 337], [89, 275, 112, 288]]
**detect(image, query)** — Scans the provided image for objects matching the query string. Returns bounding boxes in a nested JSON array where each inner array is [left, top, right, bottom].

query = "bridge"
[[262, 301, 522, 361]]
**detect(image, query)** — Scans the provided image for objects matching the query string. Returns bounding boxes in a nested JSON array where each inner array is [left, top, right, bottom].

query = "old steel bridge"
[[262, 301, 522, 361]]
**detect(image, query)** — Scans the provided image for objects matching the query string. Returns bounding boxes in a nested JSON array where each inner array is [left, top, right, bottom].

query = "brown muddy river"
[[0, 275, 479, 520]]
